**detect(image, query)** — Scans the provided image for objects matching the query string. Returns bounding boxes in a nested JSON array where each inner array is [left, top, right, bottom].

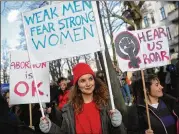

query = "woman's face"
[[78, 74, 95, 95], [149, 79, 163, 98], [6, 92, 12, 108], [6, 93, 10, 104], [59, 80, 67, 91]]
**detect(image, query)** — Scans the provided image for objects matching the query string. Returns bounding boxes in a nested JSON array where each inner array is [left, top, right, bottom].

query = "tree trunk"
[[3, 69, 6, 83], [84, 55, 87, 63], [56, 59, 62, 78], [49, 59, 62, 81], [104, 1, 117, 66], [94, 52, 101, 71], [97, 51, 106, 79], [49, 63, 56, 81], [131, 13, 143, 81], [97, 1, 127, 118], [66, 59, 72, 75]]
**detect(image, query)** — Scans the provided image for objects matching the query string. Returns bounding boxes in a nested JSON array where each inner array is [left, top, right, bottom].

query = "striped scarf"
[[151, 100, 176, 134]]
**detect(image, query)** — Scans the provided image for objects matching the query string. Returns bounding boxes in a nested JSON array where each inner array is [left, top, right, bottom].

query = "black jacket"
[[0, 94, 41, 134], [127, 96, 179, 134], [49, 103, 126, 134]]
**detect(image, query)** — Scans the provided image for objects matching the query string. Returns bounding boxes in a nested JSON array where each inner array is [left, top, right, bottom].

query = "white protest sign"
[[9, 50, 50, 105], [22, 1, 102, 64], [115, 26, 170, 72]]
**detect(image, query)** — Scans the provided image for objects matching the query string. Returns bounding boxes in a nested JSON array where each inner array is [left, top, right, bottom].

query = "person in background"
[[120, 76, 133, 106], [0, 93, 19, 134], [0, 93, 40, 134], [67, 79, 74, 90], [50, 80, 60, 105], [157, 66, 166, 92], [57, 77, 70, 110], [46, 81, 62, 126], [4, 91, 21, 123], [176, 57, 179, 98], [165, 64, 177, 97], [129, 74, 179, 134], [39, 63, 125, 134], [46, 81, 60, 113]]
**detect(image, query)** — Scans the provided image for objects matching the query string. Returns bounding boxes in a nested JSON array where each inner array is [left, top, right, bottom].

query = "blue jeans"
[[121, 84, 132, 103]]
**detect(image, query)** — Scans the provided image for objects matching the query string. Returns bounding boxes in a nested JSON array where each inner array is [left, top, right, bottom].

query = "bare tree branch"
[[101, 2, 111, 36], [1, 1, 7, 15], [111, 13, 135, 28], [112, 21, 125, 32], [138, 1, 145, 8]]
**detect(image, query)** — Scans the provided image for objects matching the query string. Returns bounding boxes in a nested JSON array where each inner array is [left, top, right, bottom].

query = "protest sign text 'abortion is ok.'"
[[9, 51, 50, 105]]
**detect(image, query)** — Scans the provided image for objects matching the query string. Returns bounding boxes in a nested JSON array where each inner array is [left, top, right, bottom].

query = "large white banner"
[[22, 1, 103, 64], [115, 26, 170, 72], [9, 51, 50, 105]]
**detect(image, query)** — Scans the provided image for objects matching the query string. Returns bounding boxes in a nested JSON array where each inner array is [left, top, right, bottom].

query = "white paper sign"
[[9, 50, 50, 104], [115, 26, 170, 72], [22, 1, 102, 64]]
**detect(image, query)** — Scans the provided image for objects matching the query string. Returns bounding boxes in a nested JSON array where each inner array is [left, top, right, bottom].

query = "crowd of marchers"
[[0, 58, 179, 134]]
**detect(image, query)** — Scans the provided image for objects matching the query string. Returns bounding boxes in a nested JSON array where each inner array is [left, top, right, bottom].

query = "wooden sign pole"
[[29, 104, 33, 128], [141, 70, 151, 129]]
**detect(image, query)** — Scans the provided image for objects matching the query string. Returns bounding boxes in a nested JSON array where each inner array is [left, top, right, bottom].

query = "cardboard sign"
[[115, 26, 170, 72], [9, 51, 50, 105], [22, 1, 102, 64]]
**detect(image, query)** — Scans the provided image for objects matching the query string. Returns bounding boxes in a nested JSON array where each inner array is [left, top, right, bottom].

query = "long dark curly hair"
[[68, 77, 109, 114], [132, 74, 159, 104]]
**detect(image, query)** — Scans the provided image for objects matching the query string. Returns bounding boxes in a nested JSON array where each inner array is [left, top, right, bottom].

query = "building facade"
[[141, 1, 179, 56]]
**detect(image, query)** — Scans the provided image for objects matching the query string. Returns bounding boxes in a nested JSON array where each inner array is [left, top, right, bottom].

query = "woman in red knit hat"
[[39, 63, 125, 134], [57, 77, 70, 110]]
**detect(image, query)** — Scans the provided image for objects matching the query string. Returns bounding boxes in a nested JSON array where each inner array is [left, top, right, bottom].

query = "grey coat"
[[48, 103, 126, 134]]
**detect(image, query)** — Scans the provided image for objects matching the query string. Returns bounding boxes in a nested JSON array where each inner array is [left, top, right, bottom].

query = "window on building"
[[168, 3, 176, 13], [160, 7, 166, 19], [150, 13, 155, 24], [174, 25, 179, 37], [170, 48, 175, 54], [166, 27, 172, 40], [176, 2, 179, 8], [144, 16, 149, 27]]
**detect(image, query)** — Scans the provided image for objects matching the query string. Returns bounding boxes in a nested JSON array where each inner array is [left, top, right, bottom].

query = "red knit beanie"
[[73, 63, 95, 85]]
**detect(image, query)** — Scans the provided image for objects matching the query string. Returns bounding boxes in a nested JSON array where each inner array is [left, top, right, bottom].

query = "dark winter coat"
[[49, 103, 127, 134], [127, 96, 179, 134], [0, 94, 41, 134], [176, 61, 179, 97]]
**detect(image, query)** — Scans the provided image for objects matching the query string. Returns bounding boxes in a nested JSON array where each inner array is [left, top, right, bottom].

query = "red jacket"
[[58, 90, 70, 110]]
